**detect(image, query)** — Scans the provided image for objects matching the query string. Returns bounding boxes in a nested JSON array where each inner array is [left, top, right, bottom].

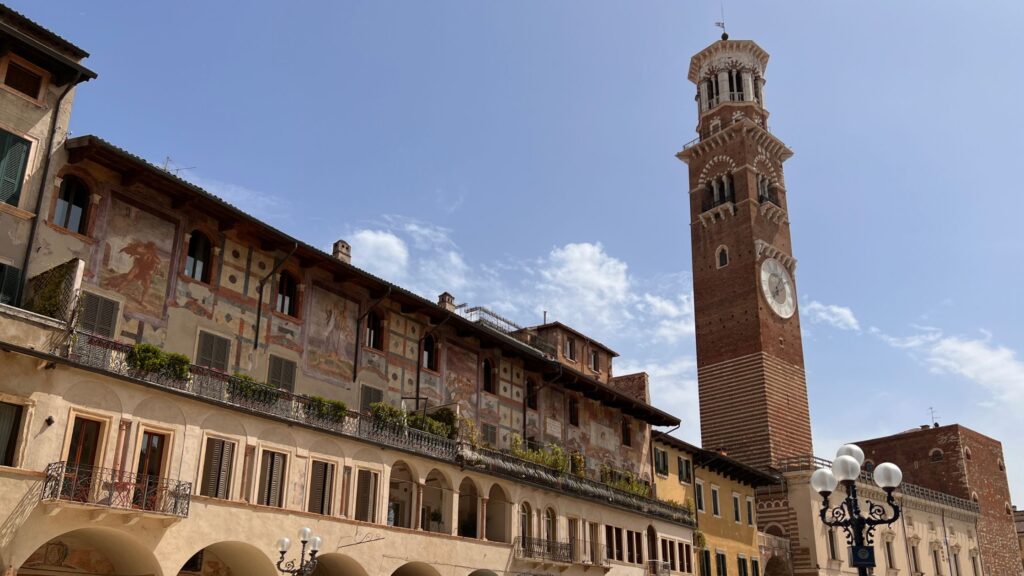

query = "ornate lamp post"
[[810, 444, 903, 576], [276, 527, 322, 576]]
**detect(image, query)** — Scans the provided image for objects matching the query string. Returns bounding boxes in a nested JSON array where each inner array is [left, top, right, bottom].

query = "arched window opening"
[[998, 459, 1005, 471], [185, 230, 212, 283], [526, 379, 538, 410], [366, 311, 384, 350], [482, 359, 495, 394], [422, 335, 438, 371], [929, 448, 944, 462], [753, 75, 763, 104], [971, 492, 978, 503], [728, 69, 744, 101], [520, 502, 533, 541], [705, 74, 721, 110], [544, 508, 557, 542], [275, 272, 298, 316], [964, 447, 972, 461], [716, 246, 729, 269], [864, 460, 876, 473], [54, 175, 90, 234]]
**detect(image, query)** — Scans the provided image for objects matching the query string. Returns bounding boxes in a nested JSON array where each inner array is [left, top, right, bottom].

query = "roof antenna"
[[715, 0, 729, 40], [929, 406, 940, 427], [161, 156, 196, 176]]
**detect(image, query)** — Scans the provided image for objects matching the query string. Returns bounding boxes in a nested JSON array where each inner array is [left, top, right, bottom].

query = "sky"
[[16, 1, 1024, 501]]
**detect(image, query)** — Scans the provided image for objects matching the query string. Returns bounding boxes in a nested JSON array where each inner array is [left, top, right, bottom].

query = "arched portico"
[[388, 461, 416, 528], [457, 477, 479, 538], [17, 527, 162, 576], [172, 541, 277, 576], [422, 469, 451, 534], [392, 561, 442, 576], [312, 552, 369, 576], [485, 484, 510, 543]]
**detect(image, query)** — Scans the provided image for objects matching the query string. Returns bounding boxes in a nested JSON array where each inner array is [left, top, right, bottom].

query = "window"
[[360, 385, 383, 414], [827, 529, 838, 561], [0, 401, 23, 466], [526, 379, 538, 410], [354, 468, 378, 522], [481, 423, 497, 446], [197, 331, 231, 372], [733, 494, 741, 523], [681, 542, 694, 574], [275, 272, 298, 316], [753, 76, 762, 103], [621, 417, 632, 447], [422, 334, 438, 371], [695, 480, 705, 512], [910, 544, 920, 572], [184, 230, 212, 283], [930, 448, 944, 462], [737, 556, 748, 576], [267, 356, 296, 391], [482, 359, 496, 394], [932, 549, 943, 575], [678, 456, 693, 483], [544, 508, 557, 541], [565, 337, 577, 361], [655, 448, 669, 475], [746, 497, 755, 525], [0, 263, 21, 305], [586, 522, 600, 564], [884, 540, 895, 569], [970, 554, 979, 576], [717, 246, 729, 268], [728, 69, 744, 100], [590, 349, 600, 372], [704, 73, 721, 109], [2, 55, 45, 99], [568, 518, 579, 561], [710, 486, 720, 516], [520, 502, 533, 540], [308, 460, 335, 515], [568, 396, 579, 427], [952, 552, 961, 576], [750, 558, 759, 576], [626, 529, 643, 564], [80, 292, 119, 338], [54, 175, 90, 234], [257, 450, 287, 507], [715, 551, 728, 576], [365, 311, 384, 350], [200, 437, 235, 499], [606, 525, 624, 562]]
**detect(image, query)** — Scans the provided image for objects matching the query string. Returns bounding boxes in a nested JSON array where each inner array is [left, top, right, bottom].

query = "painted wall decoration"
[[99, 198, 174, 318], [444, 343, 478, 407], [304, 287, 358, 382]]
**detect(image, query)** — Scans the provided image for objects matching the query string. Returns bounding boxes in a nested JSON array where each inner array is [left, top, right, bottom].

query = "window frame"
[[52, 174, 91, 235], [274, 271, 300, 318], [695, 479, 705, 512], [621, 417, 632, 447], [0, 397, 31, 468], [307, 457, 337, 516], [353, 467, 380, 522], [654, 448, 669, 476], [255, 446, 289, 508], [589, 349, 600, 372], [266, 354, 297, 392], [184, 229, 213, 284], [422, 334, 439, 372], [568, 396, 579, 427], [746, 496, 755, 526], [482, 358, 496, 394], [197, 433, 238, 500], [196, 329, 232, 372], [565, 336, 577, 361], [678, 456, 693, 483], [732, 493, 741, 523], [365, 311, 384, 351], [710, 485, 720, 517], [0, 52, 50, 103]]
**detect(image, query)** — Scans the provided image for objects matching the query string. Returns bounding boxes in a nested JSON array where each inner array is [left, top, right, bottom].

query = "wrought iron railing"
[[775, 455, 980, 513], [515, 537, 574, 563], [56, 331, 692, 525], [701, 194, 735, 213], [758, 193, 780, 207], [647, 560, 671, 576], [41, 461, 191, 517]]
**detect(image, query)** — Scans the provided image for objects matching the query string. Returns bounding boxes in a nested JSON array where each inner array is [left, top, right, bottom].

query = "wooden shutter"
[[360, 386, 383, 414], [79, 292, 119, 338], [96, 296, 118, 338], [201, 438, 235, 499], [308, 460, 334, 515], [0, 264, 20, 305], [257, 450, 272, 505], [257, 450, 285, 507], [213, 334, 230, 371], [355, 469, 377, 521], [198, 332, 230, 371], [0, 131, 30, 206], [268, 356, 296, 391]]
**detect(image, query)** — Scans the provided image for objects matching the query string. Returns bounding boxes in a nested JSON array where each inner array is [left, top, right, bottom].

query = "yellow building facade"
[[653, 433, 777, 576]]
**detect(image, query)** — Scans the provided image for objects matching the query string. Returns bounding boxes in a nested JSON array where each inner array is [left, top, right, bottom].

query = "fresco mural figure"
[[105, 240, 160, 303]]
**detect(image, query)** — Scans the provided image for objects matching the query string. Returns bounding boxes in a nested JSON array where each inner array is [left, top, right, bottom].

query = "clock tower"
[[677, 35, 813, 470]]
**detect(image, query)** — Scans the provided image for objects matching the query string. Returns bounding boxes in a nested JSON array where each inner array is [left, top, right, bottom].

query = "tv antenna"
[[715, 0, 728, 40], [161, 156, 196, 176], [929, 406, 940, 427]]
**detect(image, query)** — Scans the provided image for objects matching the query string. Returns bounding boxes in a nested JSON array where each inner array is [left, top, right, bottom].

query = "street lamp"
[[276, 527, 322, 576], [810, 444, 903, 576]]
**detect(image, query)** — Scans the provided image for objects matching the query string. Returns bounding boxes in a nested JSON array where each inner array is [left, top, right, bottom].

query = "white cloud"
[[349, 229, 409, 280], [925, 334, 1024, 404], [617, 356, 701, 441], [642, 293, 695, 343], [187, 173, 291, 229], [530, 242, 633, 333], [804, 300, 861, 332]]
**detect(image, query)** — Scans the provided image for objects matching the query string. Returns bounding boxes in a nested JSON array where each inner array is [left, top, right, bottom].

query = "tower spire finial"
[[715, 0, 728, 40]]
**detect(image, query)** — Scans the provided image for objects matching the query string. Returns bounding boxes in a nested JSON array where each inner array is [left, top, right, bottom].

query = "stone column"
[[480, 496, 489, 541], [450, 488, 459, 536], [414, 484, 423, 530]]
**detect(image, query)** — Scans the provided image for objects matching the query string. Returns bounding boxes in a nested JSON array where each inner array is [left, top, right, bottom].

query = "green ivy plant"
[[228, 373, 280, 405], [304, 396, 348, 423], [600, 464, 652, 497], [125, 343, 191, 381], [510, 434, 570, 475]]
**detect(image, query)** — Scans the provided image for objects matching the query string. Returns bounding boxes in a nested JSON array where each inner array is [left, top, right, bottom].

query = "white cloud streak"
[[804, 300, 861, 332]]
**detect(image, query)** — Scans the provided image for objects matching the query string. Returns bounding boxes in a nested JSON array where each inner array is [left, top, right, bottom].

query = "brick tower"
[[676, 35, 813, 471]]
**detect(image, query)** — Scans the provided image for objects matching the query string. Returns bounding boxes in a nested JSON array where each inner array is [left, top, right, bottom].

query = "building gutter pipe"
[[18, 71, 81, 304], [253, 243, 298, 350]]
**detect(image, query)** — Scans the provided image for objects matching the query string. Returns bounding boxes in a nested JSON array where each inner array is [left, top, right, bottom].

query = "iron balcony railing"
[[58, 331, 694, 525], [776, 455, 980, 513], [701, 194, 735, 213], [515, 537, 574, 564], [41, 461, 191, 518], [647, 560, 671, 576]]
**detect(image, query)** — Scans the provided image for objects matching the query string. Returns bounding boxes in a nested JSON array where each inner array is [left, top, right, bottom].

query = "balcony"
[[515, 537, 574, 564], [701, 194, 735, 214], [646, 560, 671, 576], [40, 461, 191, 518], [42, 330, 694, 526]]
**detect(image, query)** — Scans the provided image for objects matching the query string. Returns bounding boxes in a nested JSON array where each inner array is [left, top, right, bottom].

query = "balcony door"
[[65, 417, 102, 502], [133, 431, 167, 511]]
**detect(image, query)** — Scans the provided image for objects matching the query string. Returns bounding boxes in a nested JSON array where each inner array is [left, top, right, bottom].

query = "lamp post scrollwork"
[[810, 444, 903, 576], [276, 527, 321, 576]]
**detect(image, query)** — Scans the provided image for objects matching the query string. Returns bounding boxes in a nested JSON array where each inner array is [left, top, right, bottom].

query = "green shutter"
[[79, 292, 119, 337], [268, 356, 296, 391], [0, 131, 30, 207]]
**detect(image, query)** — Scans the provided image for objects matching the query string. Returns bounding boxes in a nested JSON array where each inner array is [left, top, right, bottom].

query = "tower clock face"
[[760, 258, 796, 318]]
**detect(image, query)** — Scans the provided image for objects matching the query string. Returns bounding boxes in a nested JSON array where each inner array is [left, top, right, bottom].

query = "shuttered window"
[[257, 449, 286, 507], [0, 263, 21, 305], [354, 468, 378, 522], [267, 355, 296, 391], [678, 456, 693, 484], [307, 460, 334, 515], [654, 448, 669, 475], [80, 292, 119, 338], [0, 129, 30, 207], [3, 59, 43, 99], [54, 176, 90, 234], [197, 331, 230, 372], [0, 401, 24, 466], [360, 385, 383, 414], [200, 437, 235, 499]]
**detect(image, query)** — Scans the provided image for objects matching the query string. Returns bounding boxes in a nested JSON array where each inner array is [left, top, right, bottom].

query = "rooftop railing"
[[41, 461, 191, 518], [55, 331, 693, 525]]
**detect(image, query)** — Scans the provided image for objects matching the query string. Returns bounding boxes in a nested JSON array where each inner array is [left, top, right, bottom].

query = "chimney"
[[438, 292, 456, 311], [920, 425, 930, 430], [332, 240, 351, 264]]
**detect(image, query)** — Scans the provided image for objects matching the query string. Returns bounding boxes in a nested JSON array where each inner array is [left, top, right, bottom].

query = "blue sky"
[[19, 1, 1024, 500]]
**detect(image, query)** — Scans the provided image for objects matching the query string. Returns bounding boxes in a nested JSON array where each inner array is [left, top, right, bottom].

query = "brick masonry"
[[858, 424, 1023, 576]]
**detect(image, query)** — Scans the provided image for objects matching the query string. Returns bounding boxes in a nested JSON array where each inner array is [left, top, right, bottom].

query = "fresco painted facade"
[[304, 286, 358, 383], [98, 197, 175, 321]]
